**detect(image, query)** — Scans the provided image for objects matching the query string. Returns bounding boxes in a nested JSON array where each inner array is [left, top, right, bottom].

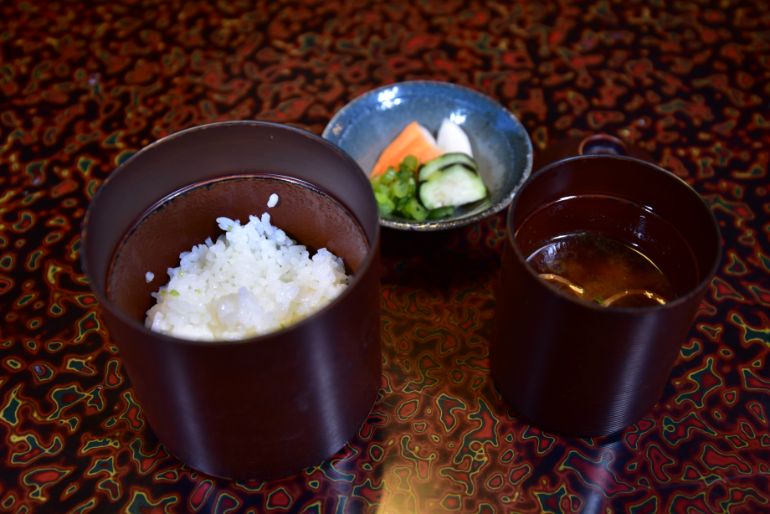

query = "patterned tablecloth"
[[1, 1, 769, 512]]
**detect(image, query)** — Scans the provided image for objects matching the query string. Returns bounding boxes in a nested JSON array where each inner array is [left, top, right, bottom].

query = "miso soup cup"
[[492, 136, 720, 437], [82, 121, 381, 479]]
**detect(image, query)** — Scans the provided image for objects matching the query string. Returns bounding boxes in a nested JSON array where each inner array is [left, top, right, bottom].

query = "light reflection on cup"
[[537, 273, 585, 298], [601, 289, 667, 308]]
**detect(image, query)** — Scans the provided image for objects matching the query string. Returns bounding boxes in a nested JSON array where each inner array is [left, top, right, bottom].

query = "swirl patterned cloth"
[[1, 1, 768, 512]]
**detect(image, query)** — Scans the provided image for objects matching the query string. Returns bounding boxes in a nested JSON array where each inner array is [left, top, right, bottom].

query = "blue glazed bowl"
[[323, 81, 533, 231]]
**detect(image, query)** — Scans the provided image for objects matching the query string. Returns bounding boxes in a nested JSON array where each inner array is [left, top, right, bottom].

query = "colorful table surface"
[[1, 1, 769, 512]]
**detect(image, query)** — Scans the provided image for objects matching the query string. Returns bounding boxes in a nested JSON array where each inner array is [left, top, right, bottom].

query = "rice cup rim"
[[81, 120, 380, 347]]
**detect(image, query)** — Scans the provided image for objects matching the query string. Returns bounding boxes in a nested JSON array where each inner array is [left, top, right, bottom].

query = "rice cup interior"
[[108, 175, 369, 330], [322, 81, 533, 230]]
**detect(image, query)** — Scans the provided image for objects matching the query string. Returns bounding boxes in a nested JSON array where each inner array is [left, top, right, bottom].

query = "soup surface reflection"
[[526, 231, 677, 307]]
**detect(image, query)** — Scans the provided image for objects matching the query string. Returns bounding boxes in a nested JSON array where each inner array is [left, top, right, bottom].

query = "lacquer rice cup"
[[81, 121, 381, 480]]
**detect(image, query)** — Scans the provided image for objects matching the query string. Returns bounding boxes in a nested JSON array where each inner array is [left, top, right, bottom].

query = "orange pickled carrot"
[[370, 121, 443, 177]]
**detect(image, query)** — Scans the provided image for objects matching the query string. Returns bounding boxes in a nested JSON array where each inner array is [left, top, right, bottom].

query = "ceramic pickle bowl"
[[323, 81, 533, 231]]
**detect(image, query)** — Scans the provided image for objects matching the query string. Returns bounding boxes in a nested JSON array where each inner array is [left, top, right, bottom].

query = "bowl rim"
[[322, 80, 534, 232], [81, 120, 381, 347]]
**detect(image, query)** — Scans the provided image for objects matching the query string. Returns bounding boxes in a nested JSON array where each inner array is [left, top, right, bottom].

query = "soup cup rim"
[[506, 153, 721, 313]]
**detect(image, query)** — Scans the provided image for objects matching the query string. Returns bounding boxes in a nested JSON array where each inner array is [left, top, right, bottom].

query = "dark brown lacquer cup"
[[492, 139, 720, 437], [81, 121, 381, 479]]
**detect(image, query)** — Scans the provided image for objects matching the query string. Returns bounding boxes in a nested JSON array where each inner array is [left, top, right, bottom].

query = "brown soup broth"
[[515, 195, 698, 308], [527, 231, 676, 307]]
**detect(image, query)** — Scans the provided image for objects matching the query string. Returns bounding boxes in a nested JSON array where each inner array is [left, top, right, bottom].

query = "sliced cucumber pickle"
[[419, 164, 487, 210], [418, 152, 477, 182]]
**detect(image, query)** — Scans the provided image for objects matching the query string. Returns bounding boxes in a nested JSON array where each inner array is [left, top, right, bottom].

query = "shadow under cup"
[[81, 122, 381, 480], [492, 155, 720, 437]]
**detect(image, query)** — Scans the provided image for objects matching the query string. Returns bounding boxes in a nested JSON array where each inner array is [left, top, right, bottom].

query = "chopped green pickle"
[[400, 155, 419, 174], [428, 206, 454, 219], [374, 191, 394, 215], [404, 197, 427, 221], [370, 153, 486, 222]]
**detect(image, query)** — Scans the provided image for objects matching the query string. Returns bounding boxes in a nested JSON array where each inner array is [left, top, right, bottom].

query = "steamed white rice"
[[144, 212, 349, 340]]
